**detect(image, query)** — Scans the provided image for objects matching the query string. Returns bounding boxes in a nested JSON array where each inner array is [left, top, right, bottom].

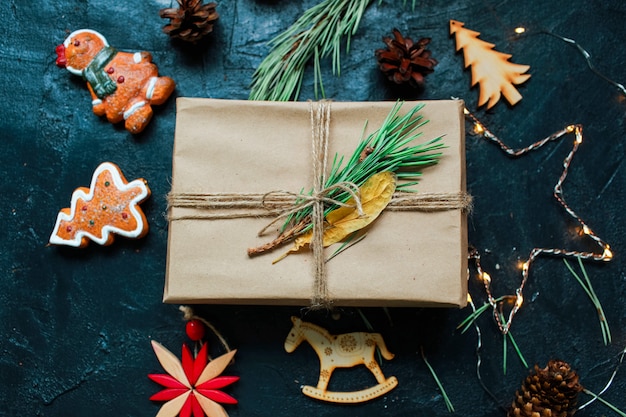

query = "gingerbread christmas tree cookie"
[[49, 162, 151, 247]]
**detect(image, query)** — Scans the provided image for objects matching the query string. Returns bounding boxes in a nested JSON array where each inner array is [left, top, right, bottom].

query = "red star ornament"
[[149, 341, 238, 417], [49, 162, 150, 247]]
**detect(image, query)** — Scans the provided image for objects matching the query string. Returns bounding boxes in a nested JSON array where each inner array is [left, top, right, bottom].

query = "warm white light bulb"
[[521, 261, 530, 274]]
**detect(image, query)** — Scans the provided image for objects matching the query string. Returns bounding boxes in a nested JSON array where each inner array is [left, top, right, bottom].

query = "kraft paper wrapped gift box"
[[164, 98, 468, 307]]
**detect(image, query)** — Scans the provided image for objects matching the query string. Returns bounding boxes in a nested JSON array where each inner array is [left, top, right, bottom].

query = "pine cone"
[[508, 360, 583, 417], [375, 28, 438, 89], [159, 0, 219, 43]]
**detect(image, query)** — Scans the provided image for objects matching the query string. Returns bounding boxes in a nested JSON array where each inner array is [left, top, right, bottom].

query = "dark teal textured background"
[[1, 1, 626, 416]]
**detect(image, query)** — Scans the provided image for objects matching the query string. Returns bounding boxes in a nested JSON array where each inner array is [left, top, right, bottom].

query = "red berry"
[[185, 319, 205, 341]]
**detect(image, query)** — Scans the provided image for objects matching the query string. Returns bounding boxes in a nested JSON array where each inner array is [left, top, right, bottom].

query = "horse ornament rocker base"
[[284, 316, 398, 403]]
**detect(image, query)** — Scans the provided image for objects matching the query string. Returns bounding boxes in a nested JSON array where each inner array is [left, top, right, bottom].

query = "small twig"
[[247, 219, 308, 256]]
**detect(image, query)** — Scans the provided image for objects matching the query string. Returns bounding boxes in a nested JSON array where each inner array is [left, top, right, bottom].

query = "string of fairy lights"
[[463, 24, 624, 336], [461, 25, 626, 412], [464, 112, 613, 335]]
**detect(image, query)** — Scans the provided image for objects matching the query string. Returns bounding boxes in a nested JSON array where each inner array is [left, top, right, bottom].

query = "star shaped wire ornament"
[[149, 341, 238, 417], [463, 106, 613, 335]]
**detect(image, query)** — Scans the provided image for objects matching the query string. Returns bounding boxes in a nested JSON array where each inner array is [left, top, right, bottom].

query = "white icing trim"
[[92, 99, 103, 106], [145, 77, 158, 100], [49, 162, 150, 247], [123, 101, 146, 120], [66, 65, 83, 76], [133, 52, 142, 64], [63, 29, 109, 48], [63, 29, 110, 75]]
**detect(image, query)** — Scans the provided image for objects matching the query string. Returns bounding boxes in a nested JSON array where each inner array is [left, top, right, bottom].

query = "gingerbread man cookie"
[[55, 29, 176, 134], [49, 162, 151, 248]]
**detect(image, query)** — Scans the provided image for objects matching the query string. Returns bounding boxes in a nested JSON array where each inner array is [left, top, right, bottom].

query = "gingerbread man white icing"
[[56, 29, 176, 134]]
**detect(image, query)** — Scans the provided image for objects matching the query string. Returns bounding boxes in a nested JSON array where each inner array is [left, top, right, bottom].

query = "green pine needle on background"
[[421, 346, 455, 413], [500, 313, 528, 374], [583, 388, 626, 417], [563, 257, 611, 345], [458, 300, 528, 374], [249, 0, 373, 101], [457, 296, 506, 334]]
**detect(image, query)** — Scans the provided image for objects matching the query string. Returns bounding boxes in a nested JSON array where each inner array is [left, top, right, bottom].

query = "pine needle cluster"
[[290, 102, 444, 227], [248, 102, 445, 256], [249, 0, 372, 101]]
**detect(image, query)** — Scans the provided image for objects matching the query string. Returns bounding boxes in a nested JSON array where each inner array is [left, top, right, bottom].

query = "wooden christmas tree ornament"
[[449, 20, 530, 109], [49, 162, 151, 247], [284, 316, 398, 403]]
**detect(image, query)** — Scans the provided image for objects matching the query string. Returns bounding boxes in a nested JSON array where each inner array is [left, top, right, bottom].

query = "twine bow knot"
[[167, 100, 471, 309]]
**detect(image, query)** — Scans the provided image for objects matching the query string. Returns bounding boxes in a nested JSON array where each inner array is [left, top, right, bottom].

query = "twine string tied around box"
[[167, 100, 472, 309]]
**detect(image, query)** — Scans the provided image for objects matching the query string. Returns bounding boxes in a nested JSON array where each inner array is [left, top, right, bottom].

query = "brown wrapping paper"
[[164, 98, 468, 307]]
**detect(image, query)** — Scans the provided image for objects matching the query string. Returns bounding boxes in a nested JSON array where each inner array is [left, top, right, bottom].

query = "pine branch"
[[290, 101, 444, 226], [248, 102, 445, 255], [249, 0, 372, 101]]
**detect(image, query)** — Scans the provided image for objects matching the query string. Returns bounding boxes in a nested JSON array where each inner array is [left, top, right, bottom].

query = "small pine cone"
[[508, 359, 583, 417], [375, 28, 438, 89], [159, 0, 219, 43]]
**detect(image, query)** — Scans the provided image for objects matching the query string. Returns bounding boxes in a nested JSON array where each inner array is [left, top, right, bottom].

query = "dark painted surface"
[[1, 1, 626, 416]]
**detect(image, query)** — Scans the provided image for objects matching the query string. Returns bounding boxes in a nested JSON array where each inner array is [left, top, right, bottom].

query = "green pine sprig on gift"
[[294, 101, 444, 224], [249, 0, 373, 101], [248, 101, 445, 256]]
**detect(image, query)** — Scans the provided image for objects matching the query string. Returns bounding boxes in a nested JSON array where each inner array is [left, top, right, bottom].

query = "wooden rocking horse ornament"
[[284, 316, 398, 403]]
